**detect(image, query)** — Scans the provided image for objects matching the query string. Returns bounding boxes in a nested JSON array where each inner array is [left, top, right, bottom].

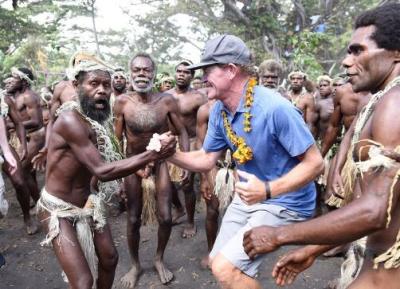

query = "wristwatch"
[[265, 181, 271, 200]]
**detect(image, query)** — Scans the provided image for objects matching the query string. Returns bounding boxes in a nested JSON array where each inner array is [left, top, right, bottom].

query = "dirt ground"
[[0, 174, 343, 289]]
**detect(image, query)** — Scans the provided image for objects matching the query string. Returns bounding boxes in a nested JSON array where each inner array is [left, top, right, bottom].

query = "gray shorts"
[[210, 194, 307, 277]]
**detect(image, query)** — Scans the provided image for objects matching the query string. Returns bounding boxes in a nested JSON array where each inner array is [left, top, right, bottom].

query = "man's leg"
[[202, 194, 219, 268], [154, 161, 174, 284], [22, 132, 45, 203], [2, 148, 38, 234], [120, 174, 143, 288], [211, 201, 305, 289], [212, 254, 261, 289], [94, 224, 118, 289], [51, 218, 94, 289], [171, 183, 185, 224], [181, 172, 196, 238]]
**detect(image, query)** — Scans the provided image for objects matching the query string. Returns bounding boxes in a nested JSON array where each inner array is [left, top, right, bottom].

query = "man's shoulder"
[[54, 110, 87, 134], [254, 86, 291, 110]]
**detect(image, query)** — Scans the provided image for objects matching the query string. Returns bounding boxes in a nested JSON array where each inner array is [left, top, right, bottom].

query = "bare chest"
[[124, 102, 168, 134]]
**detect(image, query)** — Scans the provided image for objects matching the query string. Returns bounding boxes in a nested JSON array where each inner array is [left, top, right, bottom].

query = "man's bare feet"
[[171, 207, 185, 225], [154, 259, 174, 284], [200, 255, 210, 269], [25, 219, 39, 235], [181, 223, 196, 238], [120, 265, 142, 288]]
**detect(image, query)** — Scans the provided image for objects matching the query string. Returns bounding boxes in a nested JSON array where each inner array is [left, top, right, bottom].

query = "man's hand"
[[272, 247, 317, 286], [3, 150, 17, 175], [200, 176, 212, 200], [235, 170, 267, 205], [20, 147, 27, 161], [243, 225, 280, 259], [325, 169, 344, 202], [156, 131, 177, 159], [32, 147, 47, 171]]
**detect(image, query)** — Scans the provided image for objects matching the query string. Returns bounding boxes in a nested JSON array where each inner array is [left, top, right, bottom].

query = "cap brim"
[[187, 61, 220, 71]]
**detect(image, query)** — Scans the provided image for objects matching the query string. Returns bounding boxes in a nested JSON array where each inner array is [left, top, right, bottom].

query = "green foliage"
[[290, 30, 329, 79]]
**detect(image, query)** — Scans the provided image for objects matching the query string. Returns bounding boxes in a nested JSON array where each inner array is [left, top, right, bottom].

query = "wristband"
[[265, 181, 271, 200]]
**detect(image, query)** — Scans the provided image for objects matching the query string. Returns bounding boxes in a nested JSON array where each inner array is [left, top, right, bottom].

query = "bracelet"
[[265, 181, 272, 200]]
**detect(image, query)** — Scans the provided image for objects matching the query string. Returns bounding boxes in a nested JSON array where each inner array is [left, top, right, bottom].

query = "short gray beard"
[[132, 77, 154, 93]]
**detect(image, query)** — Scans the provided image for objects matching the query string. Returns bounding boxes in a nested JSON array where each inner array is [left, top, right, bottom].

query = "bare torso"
[[336, 83, 370, 130], [45, 111, 95, 206], [115, 92, 177, 155], [350, 86, 400, 287], [167, 87, 206, 138], [315, 96, 334, 140]]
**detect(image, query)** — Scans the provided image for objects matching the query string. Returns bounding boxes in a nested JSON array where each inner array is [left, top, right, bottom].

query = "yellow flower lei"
[[222, 78, 257, 164]]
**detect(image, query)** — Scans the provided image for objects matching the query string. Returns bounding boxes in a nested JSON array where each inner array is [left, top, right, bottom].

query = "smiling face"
[[342, 25, 397, 93], [201, 64, 232, 100], [130, 56, 155, 93], [76, 70, 112, 124]]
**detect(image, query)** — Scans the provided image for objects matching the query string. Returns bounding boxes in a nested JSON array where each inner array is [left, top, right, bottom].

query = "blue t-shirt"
[[203, 85, 316, 217]]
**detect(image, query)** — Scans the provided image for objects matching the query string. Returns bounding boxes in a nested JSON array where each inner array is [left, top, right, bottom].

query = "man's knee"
[[127, 211, 141, 228], [157, 213, 172, 227], [206, 205, 219, 221], [73, 273, 93, 289], [211, 254, 238, 283], [99, 247, 119, 271]]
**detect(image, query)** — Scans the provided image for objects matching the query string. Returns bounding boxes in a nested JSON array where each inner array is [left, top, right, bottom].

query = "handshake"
[[146, 132, 177, 159]]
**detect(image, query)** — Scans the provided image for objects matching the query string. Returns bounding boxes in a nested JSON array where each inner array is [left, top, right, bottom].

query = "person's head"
[[342, 3, 400, 93], [159, 75, 174, 92], [73, 62, 112, 124], [175, 60, 194, 89], [191, 76, 203, 90], [258, 59, 283, 89], [317, 75, 333, 98], [5, 67, 34, 93], [129, 52, 156, 94], [288, 71, 306, 92], [112, 68, 127, 93], [187, 34, 253, 100], [332, 75, 346, 88]]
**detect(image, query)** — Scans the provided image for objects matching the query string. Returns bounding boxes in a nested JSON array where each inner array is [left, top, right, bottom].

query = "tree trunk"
[[89, 1, 101, 57]]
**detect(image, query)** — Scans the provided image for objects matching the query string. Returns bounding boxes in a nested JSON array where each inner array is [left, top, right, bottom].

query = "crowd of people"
[[0, 3, 400, 289]]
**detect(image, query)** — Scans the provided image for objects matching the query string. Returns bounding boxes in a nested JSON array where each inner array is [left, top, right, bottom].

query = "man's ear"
[[227, 63, 240, 80], [72, 79, 78, 89], [394, 50, 400, 63]]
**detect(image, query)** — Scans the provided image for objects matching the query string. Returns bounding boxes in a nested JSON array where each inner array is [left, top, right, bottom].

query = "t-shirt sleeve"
[[203, 104, 228, 152], [272, 103, 315, 157]]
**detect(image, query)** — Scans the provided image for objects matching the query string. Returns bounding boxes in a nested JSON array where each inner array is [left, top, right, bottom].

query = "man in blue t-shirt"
[[169, 34, 323, 289]]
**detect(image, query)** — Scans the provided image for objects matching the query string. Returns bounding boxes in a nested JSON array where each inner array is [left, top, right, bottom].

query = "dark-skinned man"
[[166, 60, 207, 238], [287, 71, 317, 136], [114, 53, 189, 287], [243, 5, 400, 289], [37, 61, 176, 289]]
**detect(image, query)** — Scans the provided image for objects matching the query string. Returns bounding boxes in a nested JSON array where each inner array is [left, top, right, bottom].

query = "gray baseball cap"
[[187, 34, 251, 70]]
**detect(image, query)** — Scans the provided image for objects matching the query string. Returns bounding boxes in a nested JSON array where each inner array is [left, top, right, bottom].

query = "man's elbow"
[[93, 168, 112, 182], [362, 202, 388, 231]]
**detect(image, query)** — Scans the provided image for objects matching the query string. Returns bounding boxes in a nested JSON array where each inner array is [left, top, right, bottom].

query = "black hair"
[[355, 3, 400, 50], [129, 52, 157, 74], [18, 67, 34, 83]]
